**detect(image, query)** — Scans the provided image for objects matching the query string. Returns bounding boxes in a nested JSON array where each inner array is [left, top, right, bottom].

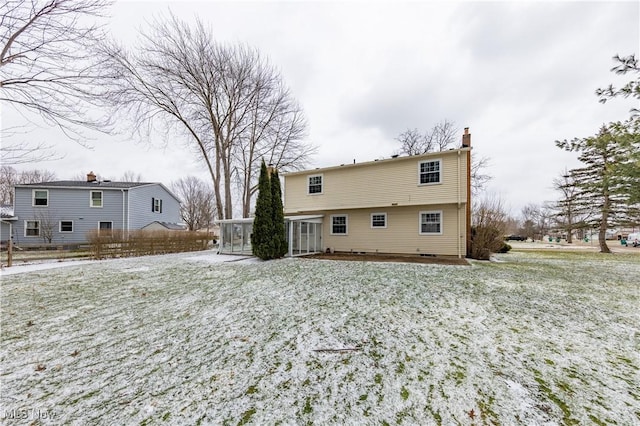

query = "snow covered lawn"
[[1, 251, 639, 425]]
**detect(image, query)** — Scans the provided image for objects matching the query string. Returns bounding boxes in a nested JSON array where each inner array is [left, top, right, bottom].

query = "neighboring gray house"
[[12, 173, 182, 245]]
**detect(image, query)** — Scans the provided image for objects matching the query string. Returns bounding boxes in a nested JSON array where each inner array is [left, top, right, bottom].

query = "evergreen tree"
[[252, 160, 274, 260], [270, 169, 287, 258], [556, 121, 640, 253]]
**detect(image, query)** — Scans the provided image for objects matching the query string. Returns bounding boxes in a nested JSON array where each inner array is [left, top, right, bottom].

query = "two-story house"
[[12, 172, 183, 245], [217, 128, 472, 258], [283, 129, 471, 258]]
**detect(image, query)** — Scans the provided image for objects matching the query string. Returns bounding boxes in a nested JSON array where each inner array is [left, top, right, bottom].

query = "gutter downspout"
[[121, 189, 126, 240], [457, 150, 461, 258]]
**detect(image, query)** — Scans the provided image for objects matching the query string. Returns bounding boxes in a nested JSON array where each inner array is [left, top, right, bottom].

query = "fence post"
[[7, 236, 13, 267]]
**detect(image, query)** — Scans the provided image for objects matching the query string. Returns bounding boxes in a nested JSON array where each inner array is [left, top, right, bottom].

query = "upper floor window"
[[419, 211, 442, 235], [25, 220, 40, 237], [90, 191, 103, 208], [308, 174, 323, 195], [371, 213, 387, 229], [33, 190, 48, 207], [331, 214, 348, 235], [419, 160, 441, 185], [152, 197, 163, 213]]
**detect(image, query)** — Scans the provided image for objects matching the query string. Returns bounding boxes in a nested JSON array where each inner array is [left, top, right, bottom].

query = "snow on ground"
[[1, 250, 639, 425]]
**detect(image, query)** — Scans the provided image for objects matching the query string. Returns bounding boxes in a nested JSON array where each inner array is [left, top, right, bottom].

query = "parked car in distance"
[[505, 235, 526, 241], [627, 232, 640, 247]]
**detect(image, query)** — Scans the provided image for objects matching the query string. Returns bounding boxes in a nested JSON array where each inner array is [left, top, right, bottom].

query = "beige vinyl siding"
[[284, 150, 468, 213], [322, 205, 465, 256]]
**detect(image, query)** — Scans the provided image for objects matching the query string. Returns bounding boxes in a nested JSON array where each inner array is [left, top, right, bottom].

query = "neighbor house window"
[[25, 220, 40, 237], [99, 221, 113, 235], [371, 213, 387, 229], [331, 215, 348, 235], [419, 160, 441, 185], [419, 211, 442, 235], [152, 197, 163, 213], [60, 221, 73, 233], [308, 174, 323, 194], [32, 190, 48, 206], [90, 191, 103, 208]]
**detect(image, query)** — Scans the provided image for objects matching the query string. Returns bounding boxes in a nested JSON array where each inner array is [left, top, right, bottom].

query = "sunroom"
[[217, 215, 323, 256]]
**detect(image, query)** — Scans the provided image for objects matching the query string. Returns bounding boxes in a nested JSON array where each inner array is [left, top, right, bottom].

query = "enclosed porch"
[[216, 215, 323, 256]]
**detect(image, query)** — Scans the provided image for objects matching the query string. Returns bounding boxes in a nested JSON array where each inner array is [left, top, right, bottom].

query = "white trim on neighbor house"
[[307, 174, 323, 195], [32, 189, 49, 207], [419, 210, 443, 235], [330, 214, 348, 235], [418, 159, 442, 186], [90, 190, 103, 208], [370, 212, 387, 229], [59, 220, 74, 233], [25, 220, 40, 237]]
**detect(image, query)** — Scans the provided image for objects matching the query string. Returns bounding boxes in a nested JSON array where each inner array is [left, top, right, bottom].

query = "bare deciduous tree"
[[100, 14, 314, 219], [471, 156, 492, 195], [1, 0, 113, 164], [471, 194, 508, 260], [395, 119, 459, 156], [0, 165, 56, 204], [171, 176, 216, 231], [120, 171, 143, 183]]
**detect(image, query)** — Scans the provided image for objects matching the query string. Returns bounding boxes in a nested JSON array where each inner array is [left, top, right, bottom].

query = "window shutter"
[[152, 197, 155, 212], [160, 199, 163, 213]]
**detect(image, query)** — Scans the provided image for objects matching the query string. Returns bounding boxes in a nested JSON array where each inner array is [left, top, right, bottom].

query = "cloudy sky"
[[5, 0, 639, 215]]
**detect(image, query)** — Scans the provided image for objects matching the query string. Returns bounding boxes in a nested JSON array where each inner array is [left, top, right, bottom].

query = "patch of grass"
[[303, 397, 313, 414], [374, 373, 383, 384], [237, 408, 256, 426], [400, 386, 409, 401]]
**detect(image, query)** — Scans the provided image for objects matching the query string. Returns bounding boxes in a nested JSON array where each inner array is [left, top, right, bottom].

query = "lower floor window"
[[60, 221, 73, 232], [99, 221, 113, 235], [420, 211, 442, 234], [25, 220, 40, 237], [331, 215, 348, 235]]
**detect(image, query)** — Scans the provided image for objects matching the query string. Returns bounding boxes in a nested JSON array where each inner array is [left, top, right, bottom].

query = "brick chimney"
[[87, 171, 97, 182], [462, 127, 471, 148]]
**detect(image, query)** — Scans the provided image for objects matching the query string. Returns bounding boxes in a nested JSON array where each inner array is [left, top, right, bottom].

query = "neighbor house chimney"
[[87, 171, 97, 182]]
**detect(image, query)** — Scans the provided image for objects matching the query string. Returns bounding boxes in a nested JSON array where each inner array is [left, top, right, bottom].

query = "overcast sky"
[[5, 0, 639, 215]]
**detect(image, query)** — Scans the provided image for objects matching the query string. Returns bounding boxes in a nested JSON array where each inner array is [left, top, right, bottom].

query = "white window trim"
[[419, 210, 443, 235], [32, 189, 49, 207], [418, 159, 442, 186], [370, 212, 387, 229], [330, 214, 348, 235], [59, 220, 74, 233], [25, 220, 40, 237], [307, 174, 324, 195], [90, 190, 103, 208]]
